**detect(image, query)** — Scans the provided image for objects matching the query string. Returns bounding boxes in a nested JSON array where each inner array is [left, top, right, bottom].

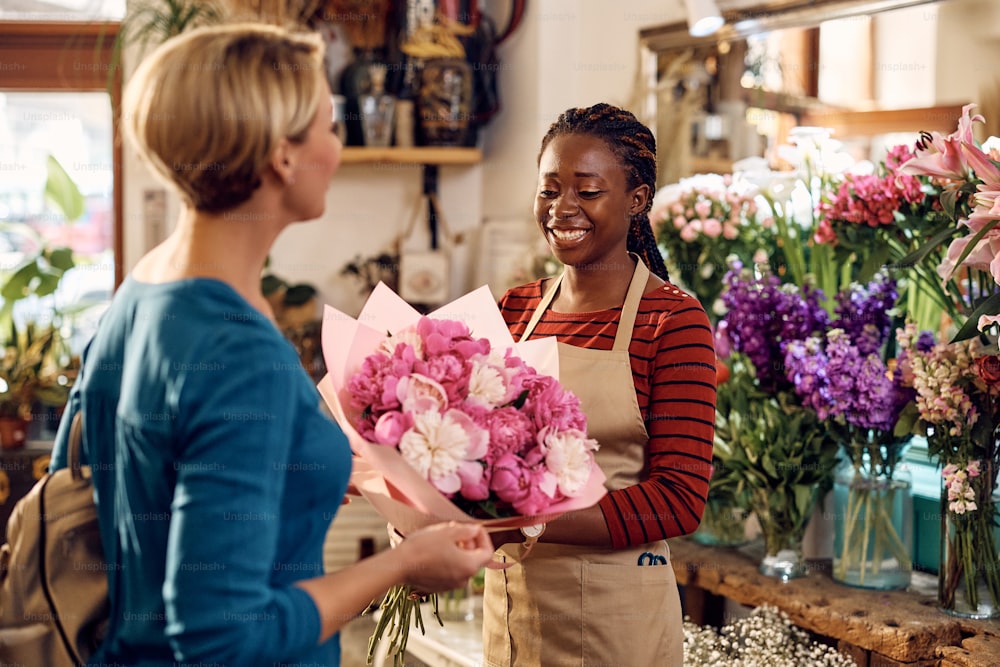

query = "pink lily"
[[962, 142, 1000, 232], [900, 103, 985, 181]]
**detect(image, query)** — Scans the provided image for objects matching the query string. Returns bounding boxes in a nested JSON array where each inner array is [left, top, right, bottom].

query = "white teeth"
[[550, 228, 587, 242]]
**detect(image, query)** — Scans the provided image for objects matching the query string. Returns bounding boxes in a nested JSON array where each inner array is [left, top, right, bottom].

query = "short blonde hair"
[[122, 23, 326, 212]]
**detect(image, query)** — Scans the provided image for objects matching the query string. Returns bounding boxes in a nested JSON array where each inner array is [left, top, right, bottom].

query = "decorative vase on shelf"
[[360, 63, 396, 147], [938, 472, 1000, 618], [417, 57, 472, 146], [340, 49, 377, 147], [691, 495, 750, 547], [832, 449, 913, 590], [750, 487, 817, 581]]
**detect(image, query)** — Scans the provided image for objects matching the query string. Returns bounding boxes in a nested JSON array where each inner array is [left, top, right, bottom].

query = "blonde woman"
[[50, 23, 492, 666]]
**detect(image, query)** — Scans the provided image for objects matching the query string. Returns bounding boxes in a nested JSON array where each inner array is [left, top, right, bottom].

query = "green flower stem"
[[751, 487, 813, 557], [766, 196, 806, 288], [940, 471, 1000, 614], [366, 586, 442, 667]]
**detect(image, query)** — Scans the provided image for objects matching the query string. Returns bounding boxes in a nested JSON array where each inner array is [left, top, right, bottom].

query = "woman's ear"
[[630, 183, 652, 216], [270, 138, 295, 185]]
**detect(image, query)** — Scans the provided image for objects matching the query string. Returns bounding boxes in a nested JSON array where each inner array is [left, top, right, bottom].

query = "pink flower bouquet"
[[319, 283, 607, 533], [318, 283, 607, 665]]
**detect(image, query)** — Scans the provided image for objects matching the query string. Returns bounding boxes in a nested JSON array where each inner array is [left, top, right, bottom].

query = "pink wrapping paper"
[[319, 283, 608, 534]]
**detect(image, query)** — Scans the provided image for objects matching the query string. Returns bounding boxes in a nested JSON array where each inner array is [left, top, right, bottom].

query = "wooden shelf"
[[340, 147, 482, 165], [669, 537, 1000, 666]]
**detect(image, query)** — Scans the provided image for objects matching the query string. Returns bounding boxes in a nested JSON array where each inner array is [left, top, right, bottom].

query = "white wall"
[[934, 0, 1000, 110], [873, 3, 938, 109]]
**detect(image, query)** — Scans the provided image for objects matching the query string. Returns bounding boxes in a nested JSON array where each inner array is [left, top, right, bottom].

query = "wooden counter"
[[668, 538, 1000, 666]]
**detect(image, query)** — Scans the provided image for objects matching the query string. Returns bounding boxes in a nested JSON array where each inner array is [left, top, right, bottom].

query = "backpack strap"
[[67, 412, 85, 482]]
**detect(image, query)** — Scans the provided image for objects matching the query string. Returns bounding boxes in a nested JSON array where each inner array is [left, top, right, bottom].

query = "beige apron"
[[483, 258, 684, 667]]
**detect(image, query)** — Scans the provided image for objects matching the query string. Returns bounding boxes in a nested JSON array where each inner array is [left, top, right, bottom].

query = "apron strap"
[[521, 272, 563, 340], [613, 257, 649, 352], [520, 256, 649, 348]]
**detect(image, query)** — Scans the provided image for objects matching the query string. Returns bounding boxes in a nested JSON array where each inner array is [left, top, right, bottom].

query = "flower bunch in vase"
[[716, 265, 840, 579], [856, 104, 1000, 616], [783, 273, 915, 589], [896, 323, 1000, 617], [649, 173, 772, 321]]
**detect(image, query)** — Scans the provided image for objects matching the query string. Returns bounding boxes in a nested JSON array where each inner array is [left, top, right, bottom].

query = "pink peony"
[[490, 450, 558, 515], [373, 411, 411, 446], [523, 375, 587, 433]]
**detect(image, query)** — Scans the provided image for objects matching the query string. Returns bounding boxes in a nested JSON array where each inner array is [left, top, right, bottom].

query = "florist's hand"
[[397, 522, 493, 594]]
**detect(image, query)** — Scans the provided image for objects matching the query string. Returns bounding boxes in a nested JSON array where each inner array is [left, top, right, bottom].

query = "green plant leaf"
[[44, 155, 84, 222], [896, 224, 960, 268], [951, 292, 1000, 342], [46, 246, 75, 272]]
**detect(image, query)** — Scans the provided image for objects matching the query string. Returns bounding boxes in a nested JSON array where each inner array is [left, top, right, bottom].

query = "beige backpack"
[[0, 413, 109, 665]]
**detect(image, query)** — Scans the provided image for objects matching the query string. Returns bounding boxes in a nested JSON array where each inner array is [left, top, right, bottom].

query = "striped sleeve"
[[598, 289, 715, 547]]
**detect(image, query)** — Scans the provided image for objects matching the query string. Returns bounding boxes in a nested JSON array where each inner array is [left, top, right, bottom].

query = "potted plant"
[[0, 320, 77, 449], [0, 155, 84, 448]]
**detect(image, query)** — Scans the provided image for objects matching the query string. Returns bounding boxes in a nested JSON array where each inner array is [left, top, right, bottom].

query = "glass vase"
[[832, 457, 913, 590], [758, 530, 808, 581], [691, 495, 749, 547], [938, 480, 1000, 618], [750, 487, 815, 581]]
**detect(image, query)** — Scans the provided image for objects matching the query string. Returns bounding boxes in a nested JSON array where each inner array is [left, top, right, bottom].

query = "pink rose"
[[417, 353, 469, 405], [702, 218, 722, 238], [458, 461, 490, 501], [679, 224, 699, 243], [397, 373, 448, 413]]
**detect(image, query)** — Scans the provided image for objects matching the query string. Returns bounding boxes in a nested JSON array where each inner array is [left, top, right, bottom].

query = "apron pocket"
[[581, 561, 682, 666]]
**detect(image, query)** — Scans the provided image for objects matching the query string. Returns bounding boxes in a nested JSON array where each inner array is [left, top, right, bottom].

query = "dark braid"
[[538, 102, 669, 281]]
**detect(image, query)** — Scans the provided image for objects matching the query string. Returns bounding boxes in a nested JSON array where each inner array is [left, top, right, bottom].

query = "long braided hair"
[[537, 102, 669, 281]]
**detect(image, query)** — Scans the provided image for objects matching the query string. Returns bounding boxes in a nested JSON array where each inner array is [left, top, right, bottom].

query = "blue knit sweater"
[[51, 277, 352, 666]]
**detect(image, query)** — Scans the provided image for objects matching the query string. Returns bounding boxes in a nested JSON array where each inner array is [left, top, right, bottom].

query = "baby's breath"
[[683, 604, 857, 667]]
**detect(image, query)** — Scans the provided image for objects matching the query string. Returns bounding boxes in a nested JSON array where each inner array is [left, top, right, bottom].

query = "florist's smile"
[[546, 222, 591, 248]]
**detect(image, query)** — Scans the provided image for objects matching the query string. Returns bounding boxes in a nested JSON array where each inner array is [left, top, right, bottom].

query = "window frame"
[[0, 20, 123, 287]]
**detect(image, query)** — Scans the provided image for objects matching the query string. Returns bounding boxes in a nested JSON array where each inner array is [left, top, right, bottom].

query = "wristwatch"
[[520, 523, 546, 555]]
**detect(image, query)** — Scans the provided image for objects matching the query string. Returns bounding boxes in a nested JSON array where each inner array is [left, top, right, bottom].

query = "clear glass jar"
[[691, 495, 750, 547], [832, 456, 913, 590], [361, 63, 396, 147], [939, 481, 1000, 618]]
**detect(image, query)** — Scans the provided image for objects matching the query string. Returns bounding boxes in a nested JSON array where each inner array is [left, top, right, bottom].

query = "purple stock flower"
[[833, 272, 899, 356], [784, 328, 906, 432], [720, 267, 828, 391]]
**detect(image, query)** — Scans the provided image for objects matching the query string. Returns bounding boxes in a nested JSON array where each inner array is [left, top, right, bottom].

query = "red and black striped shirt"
[[499, 279, 716, 548]]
